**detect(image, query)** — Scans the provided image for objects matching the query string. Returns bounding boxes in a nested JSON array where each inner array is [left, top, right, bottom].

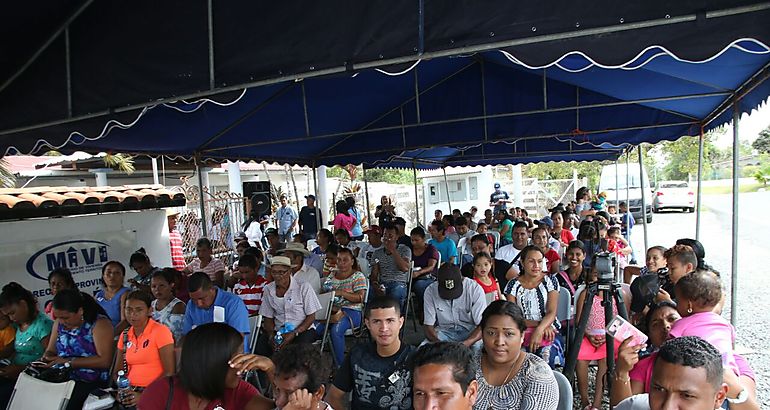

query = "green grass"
[[701, 183, 765, 195]]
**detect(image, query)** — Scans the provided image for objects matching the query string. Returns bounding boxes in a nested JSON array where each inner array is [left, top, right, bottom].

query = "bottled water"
[[273, 323, 296, 346], [116, 370, 131, 401]]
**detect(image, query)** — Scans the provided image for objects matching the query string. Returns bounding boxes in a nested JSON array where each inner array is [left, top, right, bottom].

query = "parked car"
[[652, 181, 695, 213]]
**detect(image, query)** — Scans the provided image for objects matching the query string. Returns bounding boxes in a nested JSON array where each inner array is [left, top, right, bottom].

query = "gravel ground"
[[397, 193, 769, 408]]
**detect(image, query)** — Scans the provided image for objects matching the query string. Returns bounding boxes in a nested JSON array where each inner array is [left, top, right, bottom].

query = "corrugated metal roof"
[[0, 184, 185, 221]]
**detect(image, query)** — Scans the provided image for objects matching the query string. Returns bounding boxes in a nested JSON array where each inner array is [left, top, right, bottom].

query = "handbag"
[[24, 363, 71, 383]]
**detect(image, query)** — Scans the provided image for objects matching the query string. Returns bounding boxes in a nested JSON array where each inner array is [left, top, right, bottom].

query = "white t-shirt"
[[614, 394, 650, 410], [495, 244, 523, 263]]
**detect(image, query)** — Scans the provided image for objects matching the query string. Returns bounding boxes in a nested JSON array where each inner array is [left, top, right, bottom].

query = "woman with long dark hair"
[[43, 289, 114, 410], [0, 283, 54, 405], [150, 269, 186, 343]]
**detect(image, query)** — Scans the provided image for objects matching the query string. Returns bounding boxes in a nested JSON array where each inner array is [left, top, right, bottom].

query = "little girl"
[[471, 253, 503, 305], [623, 246, 667, 284], [322, 244, 340, 278], [670, 269, 738, 375]]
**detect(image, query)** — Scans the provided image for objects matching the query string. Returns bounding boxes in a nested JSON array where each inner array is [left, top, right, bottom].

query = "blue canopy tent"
[[2, 41, 768, 168], [0, 1, 769, 348]]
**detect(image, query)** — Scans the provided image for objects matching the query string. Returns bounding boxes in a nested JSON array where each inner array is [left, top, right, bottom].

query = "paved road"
[[630, 191, 769, 407]]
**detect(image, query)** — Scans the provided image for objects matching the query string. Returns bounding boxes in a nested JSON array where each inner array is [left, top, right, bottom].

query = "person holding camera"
[[575, 258, 632, 410]]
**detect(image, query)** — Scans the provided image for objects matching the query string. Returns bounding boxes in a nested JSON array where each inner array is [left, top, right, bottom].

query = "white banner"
[[0, 230, 137, 305]]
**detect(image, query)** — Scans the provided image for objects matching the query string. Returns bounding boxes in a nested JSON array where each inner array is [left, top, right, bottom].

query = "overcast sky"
[[713, 97, 770, 149]]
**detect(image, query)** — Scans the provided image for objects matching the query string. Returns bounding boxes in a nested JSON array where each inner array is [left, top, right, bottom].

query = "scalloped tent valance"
[[0, 1, 768, 168]]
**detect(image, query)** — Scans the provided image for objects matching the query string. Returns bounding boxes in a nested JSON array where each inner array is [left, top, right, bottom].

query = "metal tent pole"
[[442, 167, 452, 214], [195, 158, 208, 238], [696, 127, 705, 241], [637, 146, 649, 252], [730, 103, 741, 326], [413, 163, 421, 227], [614, 159, 619, 208], [362, 165, 372, 227], [625, 151, 630, 243], [312, 163, 322, 235]]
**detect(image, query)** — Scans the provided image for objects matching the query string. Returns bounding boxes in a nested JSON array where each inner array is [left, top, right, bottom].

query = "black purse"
[[24, 363, 71, 383]]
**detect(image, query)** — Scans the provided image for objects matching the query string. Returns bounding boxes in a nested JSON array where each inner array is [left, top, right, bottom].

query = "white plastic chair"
[[457, 237, 468, 265], [315, 291, 336, 352], [556, 287, 573, 355], [248, 314, 263, 353], [8, 372, 75, 410], [553, 370, 573, 410]]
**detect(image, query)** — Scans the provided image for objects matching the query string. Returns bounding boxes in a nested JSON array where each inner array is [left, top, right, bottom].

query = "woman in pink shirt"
[[332, 200, 355, 236]]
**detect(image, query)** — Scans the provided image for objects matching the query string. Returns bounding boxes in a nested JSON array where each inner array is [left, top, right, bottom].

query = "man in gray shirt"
[[422, 264, 485, 350], [371, 224, 412, 312]]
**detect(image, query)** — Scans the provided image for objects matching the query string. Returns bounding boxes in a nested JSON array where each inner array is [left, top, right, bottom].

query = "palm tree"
[[0, 159, 14, 188], [102, 153, 135, 174]]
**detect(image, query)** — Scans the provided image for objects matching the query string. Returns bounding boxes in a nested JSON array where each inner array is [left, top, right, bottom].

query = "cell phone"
[[29, 361, 47, 367], [606, 315, 648, 347]]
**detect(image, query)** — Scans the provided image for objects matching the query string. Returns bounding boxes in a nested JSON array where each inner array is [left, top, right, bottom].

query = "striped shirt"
[[233, 278, 269, 315], [169, 230, 186, 270], [372, 245, 412, 284], [186, 257, 226, 282]]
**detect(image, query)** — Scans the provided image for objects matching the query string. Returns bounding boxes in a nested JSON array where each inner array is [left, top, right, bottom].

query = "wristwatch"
[[727, 388, 748, 405]]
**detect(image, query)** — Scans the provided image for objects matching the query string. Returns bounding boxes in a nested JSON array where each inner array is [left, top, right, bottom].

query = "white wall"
[[0, 210, 171, 305], [421, 167, 494, 223]]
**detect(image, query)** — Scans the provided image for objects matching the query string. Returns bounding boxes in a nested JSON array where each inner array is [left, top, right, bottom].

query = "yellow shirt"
[[0, 326, 15, 351]]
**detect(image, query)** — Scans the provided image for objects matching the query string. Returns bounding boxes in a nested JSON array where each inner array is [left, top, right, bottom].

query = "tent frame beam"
[[201, 91, 719, 154], [2, 1, 766, 136]]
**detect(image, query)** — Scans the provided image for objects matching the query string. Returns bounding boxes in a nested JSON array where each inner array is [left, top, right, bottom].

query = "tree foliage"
[[752, 125, 770, 154], [657, 135, 713, 181], [326, 165, 416, 185]]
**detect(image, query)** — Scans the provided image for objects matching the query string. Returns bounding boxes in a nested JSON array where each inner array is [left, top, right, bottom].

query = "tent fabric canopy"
[[0, 1, 769, 168]]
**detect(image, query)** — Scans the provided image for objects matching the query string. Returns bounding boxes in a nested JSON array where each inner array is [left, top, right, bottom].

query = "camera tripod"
[[563, 279, 629, 391]]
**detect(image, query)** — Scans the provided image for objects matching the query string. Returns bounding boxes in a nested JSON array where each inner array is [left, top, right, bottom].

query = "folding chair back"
[[553, 370, 573, 410], [403, 262, 417, 335], [8, 372, 75, 410], [248, 314, 263, 353], [556, 287, 572, 323], [316, 291, 336, 352]]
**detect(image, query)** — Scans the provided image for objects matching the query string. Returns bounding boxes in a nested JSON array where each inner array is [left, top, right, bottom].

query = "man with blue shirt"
[[428, 220, 458, 266], [276, 194, 298, 243], [183, 272, 250, 350]]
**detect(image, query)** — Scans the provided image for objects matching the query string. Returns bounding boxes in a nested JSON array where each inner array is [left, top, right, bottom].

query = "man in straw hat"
[[278, 242, 321, 294], [258, 255, 322, 355]]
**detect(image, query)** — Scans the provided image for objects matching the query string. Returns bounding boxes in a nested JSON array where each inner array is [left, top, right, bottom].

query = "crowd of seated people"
[[0, 191, 760, 410]]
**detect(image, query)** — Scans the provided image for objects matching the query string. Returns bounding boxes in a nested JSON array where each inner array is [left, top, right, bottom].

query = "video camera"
[[629, 267, 673, 313], [594, 251, 617, 283]]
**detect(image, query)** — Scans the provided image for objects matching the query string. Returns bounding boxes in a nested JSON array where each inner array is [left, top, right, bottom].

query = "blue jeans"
[[383, 281, 408, 313], [316, 307, 362, 366], [412, 277, 435, 305]]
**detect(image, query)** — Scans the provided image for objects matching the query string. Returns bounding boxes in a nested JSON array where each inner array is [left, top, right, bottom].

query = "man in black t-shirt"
[[489, 182, 510, 214], [298, 194, 319, 240], [327, 297, 415, 410], [460, 234, 518, 288]]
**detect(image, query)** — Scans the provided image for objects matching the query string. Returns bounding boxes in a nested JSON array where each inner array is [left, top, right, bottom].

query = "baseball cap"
[[535, 216, 554, 229], [630, 274, 661, 313], [305, 194, 316, 200], [437, 264, 464, 300], [493, 182, 501, 189], [364, 225, 381, 235]]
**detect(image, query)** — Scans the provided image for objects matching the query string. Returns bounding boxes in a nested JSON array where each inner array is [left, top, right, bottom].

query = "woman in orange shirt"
[[114, 291, 175, 407]]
